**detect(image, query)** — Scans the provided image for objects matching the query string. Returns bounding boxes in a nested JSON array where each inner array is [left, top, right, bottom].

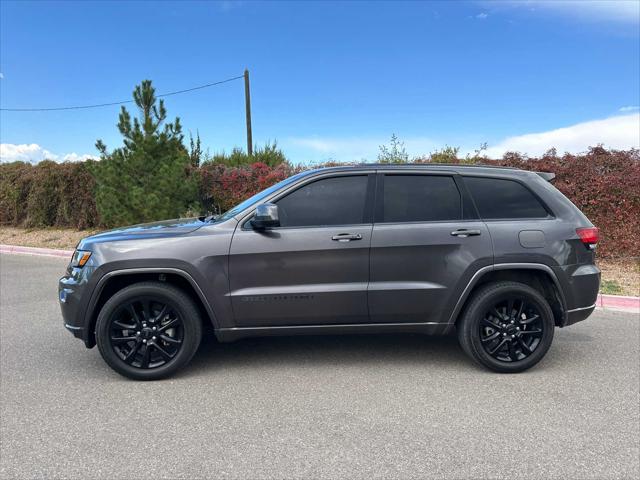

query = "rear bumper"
[[565, 303, 596, 326], [553, 263, 600, 327]]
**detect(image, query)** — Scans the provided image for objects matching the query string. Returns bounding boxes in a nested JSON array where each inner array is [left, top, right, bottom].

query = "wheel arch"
[[450, 264, 567, 327], [83, 268, 217, 348]]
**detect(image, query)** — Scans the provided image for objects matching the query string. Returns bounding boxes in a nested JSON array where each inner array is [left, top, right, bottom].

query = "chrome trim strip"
[[64, 323, 82, 331], [219, 321, 446, 332], [226, 282, 369, 297], [566, 303, 596, 313]]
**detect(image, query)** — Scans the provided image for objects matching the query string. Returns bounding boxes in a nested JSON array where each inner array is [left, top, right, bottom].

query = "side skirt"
[[215, 322, 452, 342]]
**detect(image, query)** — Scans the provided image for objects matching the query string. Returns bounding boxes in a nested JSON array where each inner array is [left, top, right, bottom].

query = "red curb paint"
[[598, 294, 640, 312], [0, 244, 73, 258]]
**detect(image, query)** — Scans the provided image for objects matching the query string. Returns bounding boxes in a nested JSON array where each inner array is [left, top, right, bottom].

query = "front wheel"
[[457, 281, 555, 373], [96, 281, 203, 380]]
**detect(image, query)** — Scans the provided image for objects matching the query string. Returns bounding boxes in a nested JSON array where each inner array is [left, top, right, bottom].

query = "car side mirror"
[[251, 203, 280, 230]]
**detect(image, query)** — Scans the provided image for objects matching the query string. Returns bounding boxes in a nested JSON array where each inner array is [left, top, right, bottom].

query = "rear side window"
[[382, 175, 462, 222], [276, 175, 369, 227], [465, 177, 549, 219]]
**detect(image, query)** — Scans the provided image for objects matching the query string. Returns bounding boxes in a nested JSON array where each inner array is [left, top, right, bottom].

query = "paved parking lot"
[[1, 253, 638, 479]]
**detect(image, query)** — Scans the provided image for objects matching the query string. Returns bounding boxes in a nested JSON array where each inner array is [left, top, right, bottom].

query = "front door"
[[368, 172, 493, 324], [229, 173, 375, 327]]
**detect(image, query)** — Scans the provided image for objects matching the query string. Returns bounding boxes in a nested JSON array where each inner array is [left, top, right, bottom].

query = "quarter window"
[[465, 177, 549, 219], [275, 175, 369, 227], [382, 175, 462, 222]]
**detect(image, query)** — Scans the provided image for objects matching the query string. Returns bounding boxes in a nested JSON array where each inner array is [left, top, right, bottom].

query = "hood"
[[77, 217, 206, 248]]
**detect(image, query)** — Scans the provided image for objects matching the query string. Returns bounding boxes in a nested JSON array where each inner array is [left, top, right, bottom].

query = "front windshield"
[[215, 171, 309, 222]]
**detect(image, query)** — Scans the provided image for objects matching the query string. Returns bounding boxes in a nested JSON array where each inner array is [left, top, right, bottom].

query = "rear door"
[[368, 171, 493, 324], [229, 172, 375, 327]]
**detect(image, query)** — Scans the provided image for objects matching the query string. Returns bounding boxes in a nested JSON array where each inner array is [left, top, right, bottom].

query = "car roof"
[[300, 163, 529, 178]]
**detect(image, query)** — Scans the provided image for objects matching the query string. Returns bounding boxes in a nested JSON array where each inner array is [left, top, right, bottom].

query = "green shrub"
[[209, 141, 287, 167]]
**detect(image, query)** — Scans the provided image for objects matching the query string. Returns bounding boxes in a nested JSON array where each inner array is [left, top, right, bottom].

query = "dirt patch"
[[0, 227, 99, 250], [597, 257, 640, 297]]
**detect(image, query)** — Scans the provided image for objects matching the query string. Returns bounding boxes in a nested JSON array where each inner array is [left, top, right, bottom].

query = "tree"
[[378, 134, 409, 163], [93, 80, 198, 227]]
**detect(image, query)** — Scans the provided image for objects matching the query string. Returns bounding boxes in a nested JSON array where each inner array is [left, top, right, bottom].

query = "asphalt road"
[[1, 253, 639, 480]]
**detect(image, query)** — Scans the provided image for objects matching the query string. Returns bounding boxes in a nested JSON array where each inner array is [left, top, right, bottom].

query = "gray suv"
[[59, 164, 600, 380]]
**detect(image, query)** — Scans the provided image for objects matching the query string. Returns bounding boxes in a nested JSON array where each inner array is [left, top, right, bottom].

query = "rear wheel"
[[96, 281, 202, 380], [457, 281, 555, 373]]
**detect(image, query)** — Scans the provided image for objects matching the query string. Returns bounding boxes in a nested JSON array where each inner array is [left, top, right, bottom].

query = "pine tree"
[[93, 80, 198, 227]]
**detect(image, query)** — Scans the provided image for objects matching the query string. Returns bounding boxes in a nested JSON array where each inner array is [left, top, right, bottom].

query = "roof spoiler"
[[536, 171, 556, 182]]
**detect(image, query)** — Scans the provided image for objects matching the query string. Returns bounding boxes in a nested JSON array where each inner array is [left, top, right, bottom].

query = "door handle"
[[451, 229, 482, 238], [332, 233, 363, 242]]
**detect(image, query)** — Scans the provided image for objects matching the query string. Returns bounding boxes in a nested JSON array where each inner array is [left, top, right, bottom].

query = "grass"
[[600, 279, 624, 295], [1, 227, 638, 296]]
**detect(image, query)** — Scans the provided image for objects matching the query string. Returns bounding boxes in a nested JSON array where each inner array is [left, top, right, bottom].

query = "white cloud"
[[619, 105, 639, 112], [485, 0, 640, 24], [485, 114, 640, 158], [476, 12, 488, 20], [62, 152, 98, 162], [285, 114, 640, 163], [283, 135, 440, 163], [0, 143, 97, 164], [0, 72, 4, 79]]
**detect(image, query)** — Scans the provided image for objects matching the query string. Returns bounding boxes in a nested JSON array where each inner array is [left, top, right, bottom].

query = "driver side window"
[[276, 175, 369, 228]]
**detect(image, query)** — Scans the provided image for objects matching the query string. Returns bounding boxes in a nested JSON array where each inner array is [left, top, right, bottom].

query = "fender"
[[447, 262, 568, 325], [82, 267, 219, 346]]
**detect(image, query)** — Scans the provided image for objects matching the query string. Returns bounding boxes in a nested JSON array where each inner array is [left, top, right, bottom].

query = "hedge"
[[0, 160, 98, 229], [488, 147, 640, 258], [0, 147, 637, 258]]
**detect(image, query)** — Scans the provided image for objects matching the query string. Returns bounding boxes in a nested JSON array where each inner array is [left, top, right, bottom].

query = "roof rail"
[[357, 162, 518, 170]]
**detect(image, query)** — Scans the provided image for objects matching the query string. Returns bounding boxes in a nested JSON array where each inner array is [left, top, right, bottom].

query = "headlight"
[[70, 250, 92, 268]]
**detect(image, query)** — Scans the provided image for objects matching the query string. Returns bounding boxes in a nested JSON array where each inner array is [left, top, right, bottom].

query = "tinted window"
[[465, 177, 549, 219], [382, 175, 461, 222], [276, 175, 369, 227]]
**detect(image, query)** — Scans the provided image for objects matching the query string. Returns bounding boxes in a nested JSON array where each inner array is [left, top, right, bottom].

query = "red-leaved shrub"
[[490, 147, 639, 258], [198, 162, 296, 215]]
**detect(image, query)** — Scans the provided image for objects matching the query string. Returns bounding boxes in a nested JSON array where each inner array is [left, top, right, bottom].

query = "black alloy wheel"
[[108, 298, 184, 369], [479, 297, 544, 363], [96, 282, 202, 380], [457, 281, 555, 373]]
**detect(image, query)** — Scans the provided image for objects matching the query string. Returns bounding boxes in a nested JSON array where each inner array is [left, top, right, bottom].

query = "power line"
[[0, 74, 245, 112]]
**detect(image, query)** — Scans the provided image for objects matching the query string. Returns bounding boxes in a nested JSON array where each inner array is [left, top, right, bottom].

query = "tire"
[[457, 281, 555, 373], [96, 281, 203, 380]]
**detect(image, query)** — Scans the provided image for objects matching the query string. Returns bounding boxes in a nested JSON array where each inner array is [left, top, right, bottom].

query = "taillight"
[[576, 227, 599, 249]]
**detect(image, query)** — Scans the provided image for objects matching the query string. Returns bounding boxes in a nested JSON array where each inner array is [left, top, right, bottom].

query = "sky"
[[1, 0, 639, 164]]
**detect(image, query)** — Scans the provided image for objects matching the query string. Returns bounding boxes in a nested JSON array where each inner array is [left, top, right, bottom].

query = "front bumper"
[[64, 322, 84, 339], [59, 266, 95, 344]]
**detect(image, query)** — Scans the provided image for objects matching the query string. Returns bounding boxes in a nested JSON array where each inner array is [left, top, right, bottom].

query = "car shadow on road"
[[183, 331, 479, 377]]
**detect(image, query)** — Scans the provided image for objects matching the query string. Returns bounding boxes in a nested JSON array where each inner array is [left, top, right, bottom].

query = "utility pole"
[[244, 69, 253, 156]]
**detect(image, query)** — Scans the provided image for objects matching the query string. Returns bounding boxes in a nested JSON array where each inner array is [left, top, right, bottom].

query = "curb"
[[597, 293, 640, 313], [1, 244, 638, 314], [0, 244, 73, 258]]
